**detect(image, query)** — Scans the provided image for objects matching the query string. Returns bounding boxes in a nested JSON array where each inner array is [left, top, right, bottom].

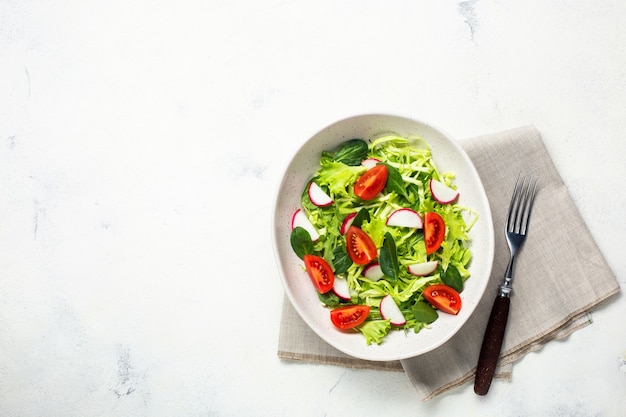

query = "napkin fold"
[[277, 126, 620, 401]]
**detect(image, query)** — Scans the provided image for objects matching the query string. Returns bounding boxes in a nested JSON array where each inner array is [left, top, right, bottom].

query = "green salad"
[[290, 133, 478, 345]]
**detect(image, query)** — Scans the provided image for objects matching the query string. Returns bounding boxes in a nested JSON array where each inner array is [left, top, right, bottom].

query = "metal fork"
[[474, 174, 539, 396]]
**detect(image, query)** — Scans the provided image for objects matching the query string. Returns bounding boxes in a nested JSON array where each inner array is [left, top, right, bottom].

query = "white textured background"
[[1, 1, 625, 416]]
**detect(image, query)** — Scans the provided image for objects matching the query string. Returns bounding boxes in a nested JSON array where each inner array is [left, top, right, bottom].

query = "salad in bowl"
[[272, 114, 494, 361]]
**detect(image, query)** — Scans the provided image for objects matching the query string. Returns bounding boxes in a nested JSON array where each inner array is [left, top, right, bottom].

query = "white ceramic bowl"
[[272, 114, 494, 361]]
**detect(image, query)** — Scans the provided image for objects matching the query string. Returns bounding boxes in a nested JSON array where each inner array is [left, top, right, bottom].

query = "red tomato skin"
[[354, 164, 388, 200], [303, 254, 334, 293], [345, 226, 378, 265], [424, 212, 446, 255], [330, 305, 371, 329], [423, 284, 462, 315]]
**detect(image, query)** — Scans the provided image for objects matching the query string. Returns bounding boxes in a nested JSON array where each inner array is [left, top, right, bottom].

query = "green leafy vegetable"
[[412, 301, 439, 324], [332, 138, 369, 166], [379, 232, 399, 280], [316, 156, 364, 197], [332, 244, 352, 274], [318, 291, 343, 307], [351, 208, 370, 228], [383, 163, 409, 199], [441, 264, 464, 292], [290, 226, 314, 259], [357, 320, 391, 345]]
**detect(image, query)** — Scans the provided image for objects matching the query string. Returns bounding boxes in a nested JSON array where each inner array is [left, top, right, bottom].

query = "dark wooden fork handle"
[[474, 295, 510, 395]]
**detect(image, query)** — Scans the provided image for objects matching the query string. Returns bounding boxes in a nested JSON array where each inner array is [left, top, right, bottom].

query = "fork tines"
[[507, 174, 539, 235]]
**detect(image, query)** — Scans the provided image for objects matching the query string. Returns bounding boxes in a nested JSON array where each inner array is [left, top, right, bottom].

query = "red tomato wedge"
[[354, 164, 388, 200], [330, 305, 371, 329], [423, 284, 462, 315], [345, 226, 377, 265], [303, 254, 334, 293], [424, 211, 445, 255]]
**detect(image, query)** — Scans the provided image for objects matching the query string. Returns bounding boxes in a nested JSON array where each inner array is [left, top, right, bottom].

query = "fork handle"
[[474, 294, 510, 395]]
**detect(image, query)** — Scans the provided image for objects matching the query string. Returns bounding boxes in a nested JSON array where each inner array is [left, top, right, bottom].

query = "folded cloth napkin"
[[277, 125, 620, 401]]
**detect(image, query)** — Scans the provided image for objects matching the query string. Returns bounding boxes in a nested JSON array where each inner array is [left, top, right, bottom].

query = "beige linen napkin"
[[277, 126, 621, 401]]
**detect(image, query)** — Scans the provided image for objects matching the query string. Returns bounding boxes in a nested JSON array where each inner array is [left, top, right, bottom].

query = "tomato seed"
[[313, 263, 331, 284]]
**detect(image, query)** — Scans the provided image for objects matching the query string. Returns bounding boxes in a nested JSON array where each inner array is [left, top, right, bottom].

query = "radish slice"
[[308, 182, 333, 206], [340, 212, 357, 234], [380, 295, 406, 326], [291, 209, 320, 241], [407, 260, 439, 276], [430, 178, 459, 204], [361, 158, 381, 169], [332, 277, 351, 300], [386, 208, 423, 229], [363, 263, 384, 281]]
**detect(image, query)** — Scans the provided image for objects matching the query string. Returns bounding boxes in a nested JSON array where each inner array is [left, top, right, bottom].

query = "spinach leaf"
[[318, 291, 342, 307], [412, 301, 439, 324], [351, 208, 370, 229], [441, 264, 464, 292], [333, 139, 369, 166], [379, 232, 399, 280], [332, 243, 352, 274], [290, 226, 314, 259], [384, 163, 408, 199]]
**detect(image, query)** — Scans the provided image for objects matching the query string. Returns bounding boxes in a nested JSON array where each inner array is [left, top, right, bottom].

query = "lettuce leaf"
[[357, 320, 391, 345]]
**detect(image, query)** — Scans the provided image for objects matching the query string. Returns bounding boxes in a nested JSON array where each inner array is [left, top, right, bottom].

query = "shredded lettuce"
[[301, 134, 477, 344]]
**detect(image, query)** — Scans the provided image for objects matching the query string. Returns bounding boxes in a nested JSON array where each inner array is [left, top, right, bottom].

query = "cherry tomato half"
[[303, 254, 334, 293], [424, 211, 445, 255], [423, 284, 462, 315], [345, 226, 377, 265], [354, 164, 388, 200], [330, 305, 371, 329]]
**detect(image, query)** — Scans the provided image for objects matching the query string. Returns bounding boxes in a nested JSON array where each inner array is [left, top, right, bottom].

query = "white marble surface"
[[1, 1, 625, 415]]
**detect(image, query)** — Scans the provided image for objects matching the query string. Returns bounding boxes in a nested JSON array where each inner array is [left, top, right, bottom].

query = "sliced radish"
[[291, 208, 320, 241], [430, 178, 459, 204], [308, 181, 333, 207], [332, 277, 351, 300], [340, 212, 357, 234], [380, 295, 406, 326], [386, 208, 423, 229], [407, 260, 439, 276], [363, 263, 384, 281], [361, 158, 381, 169]]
